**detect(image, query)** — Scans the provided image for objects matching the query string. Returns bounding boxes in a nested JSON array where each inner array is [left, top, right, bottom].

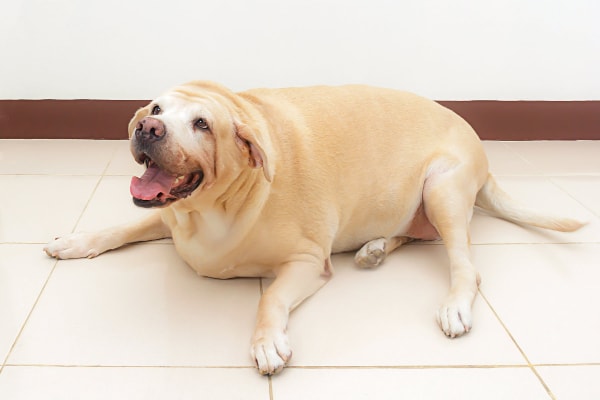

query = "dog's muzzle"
[[130, 157, 204, 208]]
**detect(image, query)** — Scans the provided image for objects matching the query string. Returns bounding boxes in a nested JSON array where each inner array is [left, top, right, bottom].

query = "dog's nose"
[[135, 117, 166, 141]]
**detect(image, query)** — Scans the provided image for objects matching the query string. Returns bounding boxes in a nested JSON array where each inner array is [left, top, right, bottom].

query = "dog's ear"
[[128, 105, 151, 138], [234, 123, 273, 183]]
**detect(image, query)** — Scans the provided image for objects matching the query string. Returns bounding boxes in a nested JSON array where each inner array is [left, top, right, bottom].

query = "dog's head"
[[128, 81, 273, 208]]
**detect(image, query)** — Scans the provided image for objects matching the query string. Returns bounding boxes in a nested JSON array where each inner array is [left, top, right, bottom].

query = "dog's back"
[[243, 85, 488, 252]]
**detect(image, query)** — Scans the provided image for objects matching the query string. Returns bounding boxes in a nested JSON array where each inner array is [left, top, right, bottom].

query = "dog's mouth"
[[130, 156, 204, 208]]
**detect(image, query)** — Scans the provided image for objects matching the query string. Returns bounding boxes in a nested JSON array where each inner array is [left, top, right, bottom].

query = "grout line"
[[285, 365, 531, 370], [499, 142, 542, 174], [69, 175, 104, 233], [101, 140, 146, 178], [64, 141, 117, 233], [268, 375, 274, 400], [479, 289, 557, 400], [471, 241, 600, 246], [3, 364, 257, 369], [5, 362, 597, 370], [550, 177, 600, 219], [2, 363, 533, 370], [102, 142, 122, 177], [534, 363, 600, 368], [0, 259, 60, 375]]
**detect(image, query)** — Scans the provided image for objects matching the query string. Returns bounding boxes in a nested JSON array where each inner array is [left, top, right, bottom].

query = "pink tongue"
[[130, 165, 178, 200]]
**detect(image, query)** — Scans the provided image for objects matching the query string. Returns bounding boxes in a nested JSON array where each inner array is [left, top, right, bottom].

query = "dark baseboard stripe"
[[438, 101, 600, 140], [1, 100, 598, 140], [0, 100, 148, 140]]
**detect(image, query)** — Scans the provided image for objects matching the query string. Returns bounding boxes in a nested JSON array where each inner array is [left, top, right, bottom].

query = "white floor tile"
[[482, 141, 538, 176], [0, 140, 118, 175], [0, 366, 270, 400], [281, 249, 525, 367], [476, 244, 600, 364], [505, 141, 600, 175], [537, 365, 600, 400], [0, 175, 99, 243], [104, 140, 145, 176], [74, 175, 157, 232], [8, 244, 261, 367], [552, 176, 600, 217], [271, 367, 550, 400], [0, 245, 55, 363]]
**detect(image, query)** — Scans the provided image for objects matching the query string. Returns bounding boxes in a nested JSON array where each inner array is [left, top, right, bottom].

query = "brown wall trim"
[[0, 100, 149, 140], [1, 100, 599, 140], [437, 101, 600, 140]]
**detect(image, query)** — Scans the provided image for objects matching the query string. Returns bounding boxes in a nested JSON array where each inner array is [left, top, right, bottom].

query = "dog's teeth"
[[174, 176, 184, 185]]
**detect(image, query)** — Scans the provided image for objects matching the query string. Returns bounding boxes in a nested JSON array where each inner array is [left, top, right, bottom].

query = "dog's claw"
[[44, 232, 107, 260], [437, 298, 473, 338], [251, 330, 292, 375]]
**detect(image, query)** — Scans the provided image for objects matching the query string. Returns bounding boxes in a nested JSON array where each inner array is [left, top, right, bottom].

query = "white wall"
[[1, 0, 599, 100]]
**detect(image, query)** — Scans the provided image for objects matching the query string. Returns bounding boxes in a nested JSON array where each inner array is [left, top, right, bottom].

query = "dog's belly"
[[331, 199, 440, 253], [405, 203, 441, 241]]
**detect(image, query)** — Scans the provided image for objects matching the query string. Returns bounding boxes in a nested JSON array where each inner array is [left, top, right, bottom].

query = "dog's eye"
[[151, 105, 161, 115], [194, 118, 209, 131]]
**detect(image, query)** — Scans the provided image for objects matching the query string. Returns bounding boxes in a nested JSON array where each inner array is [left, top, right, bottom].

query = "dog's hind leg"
[[423, 164, 484, 338], [354, 236, 414, 269]]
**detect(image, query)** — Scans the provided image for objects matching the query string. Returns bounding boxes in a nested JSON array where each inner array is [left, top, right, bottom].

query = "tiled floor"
[[0, 139, 599, 399]]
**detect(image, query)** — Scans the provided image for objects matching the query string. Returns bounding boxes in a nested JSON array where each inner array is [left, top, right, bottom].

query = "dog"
[[44, 81, 585, 375]]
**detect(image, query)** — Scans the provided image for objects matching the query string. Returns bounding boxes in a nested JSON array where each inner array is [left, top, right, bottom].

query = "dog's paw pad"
[[355, 238, 387, 269]]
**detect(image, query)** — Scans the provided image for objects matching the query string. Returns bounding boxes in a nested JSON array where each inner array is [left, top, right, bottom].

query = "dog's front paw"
[[250, 330, 292, 375], [436, 297, 473, 338], [44, 233, 104, 260]]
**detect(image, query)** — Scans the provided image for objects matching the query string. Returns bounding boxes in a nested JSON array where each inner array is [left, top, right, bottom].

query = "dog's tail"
[[475, 174, 587, 232]]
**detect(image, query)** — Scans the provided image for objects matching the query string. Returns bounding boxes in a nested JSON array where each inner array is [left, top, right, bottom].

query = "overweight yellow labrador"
[[44, 81, 584, 375]]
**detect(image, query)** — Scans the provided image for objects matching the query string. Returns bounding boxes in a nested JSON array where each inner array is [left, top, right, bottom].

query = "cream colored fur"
[[45, 81, 585, 375]]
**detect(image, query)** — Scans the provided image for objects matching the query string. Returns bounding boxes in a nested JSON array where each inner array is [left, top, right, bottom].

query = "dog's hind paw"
[[354, 238, 387, 269], [436, 297, 473, 338]]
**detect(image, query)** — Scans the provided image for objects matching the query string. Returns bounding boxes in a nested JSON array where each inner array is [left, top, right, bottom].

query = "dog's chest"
[[163, 208, 272, 279], [165, 208, 230, 239]]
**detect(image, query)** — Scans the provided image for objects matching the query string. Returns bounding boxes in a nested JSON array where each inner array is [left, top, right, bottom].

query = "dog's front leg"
[[44, 211, 170, 259], [251, 258, 332, 375]]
